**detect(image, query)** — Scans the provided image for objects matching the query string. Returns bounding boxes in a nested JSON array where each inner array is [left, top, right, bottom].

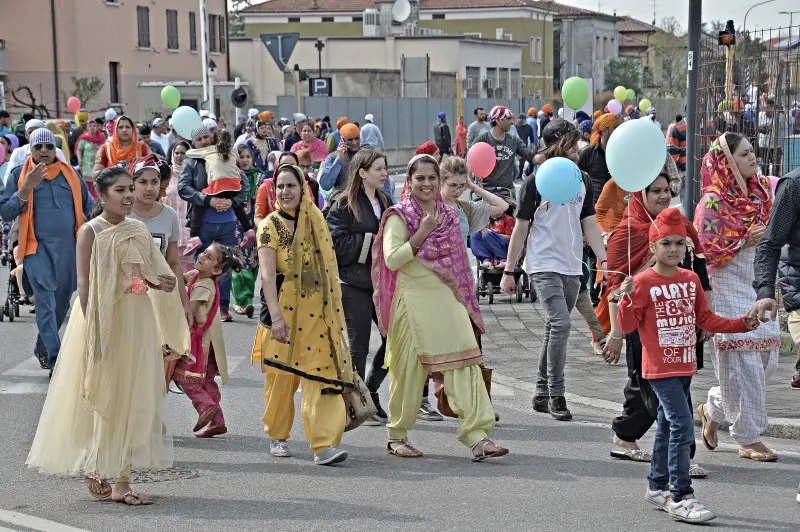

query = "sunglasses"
[[33, 143, 55, 151]]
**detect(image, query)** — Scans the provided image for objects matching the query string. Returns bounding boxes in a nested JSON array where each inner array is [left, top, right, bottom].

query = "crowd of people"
[[0, 97, 797, 518]]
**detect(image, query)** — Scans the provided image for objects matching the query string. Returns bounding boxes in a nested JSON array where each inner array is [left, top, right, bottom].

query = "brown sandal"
[[697, 403, 717, 451], [112, 490, 152, 506], [387, 438, 424, 458], [471, 439, 509, 462], [84, 475, 112, 499], [739, 447, 778, 462]]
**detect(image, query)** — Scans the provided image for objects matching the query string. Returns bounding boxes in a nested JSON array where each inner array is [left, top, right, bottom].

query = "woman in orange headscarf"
[[92, 115, 149, 178], [454, 116, 467, 157]]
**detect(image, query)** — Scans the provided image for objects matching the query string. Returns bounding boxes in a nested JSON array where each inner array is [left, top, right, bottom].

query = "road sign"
[[309, 77, 333, 97], [260, 33, 300, 71]]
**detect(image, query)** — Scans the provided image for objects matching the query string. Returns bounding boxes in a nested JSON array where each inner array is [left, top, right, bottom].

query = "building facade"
[[231, 35, 525, 104], [0, 0, 229, 120], [240, 0, 554, 99]]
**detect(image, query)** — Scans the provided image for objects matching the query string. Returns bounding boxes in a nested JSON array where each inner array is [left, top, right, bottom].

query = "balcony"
[[0, 40, 7, 77]]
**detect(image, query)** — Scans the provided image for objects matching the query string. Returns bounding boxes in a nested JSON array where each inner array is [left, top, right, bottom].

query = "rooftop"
[[240, 0, 553, 14], [537, 1, 616, 20], [618, 16, 659, 33]]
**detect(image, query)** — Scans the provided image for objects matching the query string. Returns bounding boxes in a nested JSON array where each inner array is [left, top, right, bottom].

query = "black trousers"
[[340, 283, 388, 393], [612, 330, 696, 458]]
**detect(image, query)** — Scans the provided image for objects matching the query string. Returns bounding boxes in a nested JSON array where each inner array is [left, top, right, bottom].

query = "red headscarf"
[[415, 141, 439, 156]]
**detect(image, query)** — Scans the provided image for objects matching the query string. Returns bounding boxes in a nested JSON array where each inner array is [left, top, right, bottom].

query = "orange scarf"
[[17, 157, 84, 259], [105, 117, 145, 166]]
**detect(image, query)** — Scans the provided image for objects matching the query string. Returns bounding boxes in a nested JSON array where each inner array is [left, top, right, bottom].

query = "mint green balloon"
[[626, 88, 636, 101], [161, 85, 181, 110], [562, 77, 589, 110]]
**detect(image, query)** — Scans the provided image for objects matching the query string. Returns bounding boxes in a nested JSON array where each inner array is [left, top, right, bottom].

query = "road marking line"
[[0, 525, 18, 532], [0, 358, 49, 395], [0, 509, 92, 532]]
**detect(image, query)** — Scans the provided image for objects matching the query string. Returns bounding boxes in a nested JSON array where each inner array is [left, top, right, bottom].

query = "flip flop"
[[739, 447, 778, 462], [697, 403, 717, 451], [112, 490, 152, 506], [84, 476, 112, 499]]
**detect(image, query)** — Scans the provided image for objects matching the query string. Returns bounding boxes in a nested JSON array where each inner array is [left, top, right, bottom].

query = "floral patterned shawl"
[[694, 134, 772, 269], [371, 194, 484, 336]]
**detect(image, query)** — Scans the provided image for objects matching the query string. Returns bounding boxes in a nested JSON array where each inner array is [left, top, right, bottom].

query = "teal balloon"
[[606, 119, 667, 192], [160, 85, 181, 110], [171, 106, 202, 140], [535, 157, 583, 205], [626, 88, 636, 101], [562, 77, 589, 110]]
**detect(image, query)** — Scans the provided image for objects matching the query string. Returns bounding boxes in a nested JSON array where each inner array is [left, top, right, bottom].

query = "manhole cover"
[[65, 465, 198, 484]]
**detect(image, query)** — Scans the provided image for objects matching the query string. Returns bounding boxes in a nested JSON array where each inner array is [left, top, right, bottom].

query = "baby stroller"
[[1, 222, 11, 267], [475, 256, 535, 304]]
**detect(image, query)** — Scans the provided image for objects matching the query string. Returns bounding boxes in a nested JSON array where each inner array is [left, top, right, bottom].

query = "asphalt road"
[[0, 264, 798, 531]]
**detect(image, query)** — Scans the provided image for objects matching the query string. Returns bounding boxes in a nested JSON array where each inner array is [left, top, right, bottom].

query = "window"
[[219, 15, 226, 54], [432, 13, 445, 20], [189, 12, 197, 51], [166, 9, 179, 50], [498, 67, 509, 98], [529, 37, 542, 63], [137, 6, 150, 48], [322, 17, 334, 22], [109, 62, 120, 103], [208, 14, 218, 52], [288, 17, 300, 23], [595, 36, 601, 60], [465, 66, 480, 98], [352, 16, 363, 22], [510, 69, 520, 99], [485, 67, 497, 97], [603, 36, 609, 59]]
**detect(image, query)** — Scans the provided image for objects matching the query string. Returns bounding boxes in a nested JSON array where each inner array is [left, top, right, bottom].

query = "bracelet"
[[503, 270, 515, 276], [608, 333, 623, 341], [409, 240, 420, 250], [272, 317, 285, 324]]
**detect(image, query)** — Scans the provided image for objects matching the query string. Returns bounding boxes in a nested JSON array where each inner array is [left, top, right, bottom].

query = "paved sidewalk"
[[478, 292, 800, 436]]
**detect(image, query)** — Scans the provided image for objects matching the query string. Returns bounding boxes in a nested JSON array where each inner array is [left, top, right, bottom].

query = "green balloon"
[[562, 77, 589, 110], [626, 88, 636, 101], [161, 85, 181, 110]]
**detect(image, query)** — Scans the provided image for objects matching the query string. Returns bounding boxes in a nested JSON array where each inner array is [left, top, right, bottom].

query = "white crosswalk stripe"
[[0, 358, 49, 395], [0, 509, 92, 532]]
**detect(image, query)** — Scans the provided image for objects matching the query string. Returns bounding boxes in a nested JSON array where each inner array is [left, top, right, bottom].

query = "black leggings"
[[340, 284, 388, 393]]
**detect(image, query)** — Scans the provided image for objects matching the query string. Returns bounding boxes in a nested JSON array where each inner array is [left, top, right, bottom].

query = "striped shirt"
[[667, 119, 687, 172]]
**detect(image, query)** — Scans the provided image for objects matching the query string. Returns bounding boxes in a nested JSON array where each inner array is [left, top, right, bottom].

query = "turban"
[[415, 141, 439, 156], [438, 112, 447, 120], [202, 118, 217, 130], [488, 105, 512, 122], [591, 113, 623, 145], [295, 148, 312, 166], [365, 113, 374, 122], [258, 110, 274, 122], [527, 107, 537, 116], [542, 104, 553, 114], [574, 110, 590, 123], [75, 110, 89, 123], [25, 119, 46, 132], [29, 128, 55, 147], [339, 123, 360, 138], [649, 208, 688, 243], [593, 110, 602, 119], [578, 120, 594, 134]]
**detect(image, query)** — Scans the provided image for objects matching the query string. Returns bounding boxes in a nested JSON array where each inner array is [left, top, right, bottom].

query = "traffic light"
[[293, 64, 309, 82]]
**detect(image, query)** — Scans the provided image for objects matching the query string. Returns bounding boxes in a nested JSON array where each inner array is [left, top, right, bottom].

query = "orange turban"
[[591, 113, 623, 145], [625, 105, 634, 115], [340, 123, 359, 138], [542, 104, 552, 114], [593, 110, 602, 119], [295, 148, 312, 166], [527, 108, 537, 116], [257, 111, 274, 122], [336, 117, 349, 129]]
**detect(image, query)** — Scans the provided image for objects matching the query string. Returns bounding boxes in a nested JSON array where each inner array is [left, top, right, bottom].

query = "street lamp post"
[[208, 60, 218, 117], [743, 0, 777, 33]]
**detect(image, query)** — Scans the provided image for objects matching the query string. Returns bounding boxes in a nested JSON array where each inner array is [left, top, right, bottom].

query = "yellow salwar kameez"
[[381, 214, 495, 446], [251, 192, 353, 454]]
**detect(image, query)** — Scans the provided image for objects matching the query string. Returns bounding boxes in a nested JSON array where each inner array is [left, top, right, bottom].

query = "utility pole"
[[684, 0, 702, 221], [314, 40, 325, 78], [200, 0, 209, 108]]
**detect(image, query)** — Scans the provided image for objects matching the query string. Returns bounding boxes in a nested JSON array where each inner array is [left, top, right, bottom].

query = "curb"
[[492, 373, 800, 441]]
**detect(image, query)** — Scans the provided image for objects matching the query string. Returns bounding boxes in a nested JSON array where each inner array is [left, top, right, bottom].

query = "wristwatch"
[[503, 270, 515, 276]]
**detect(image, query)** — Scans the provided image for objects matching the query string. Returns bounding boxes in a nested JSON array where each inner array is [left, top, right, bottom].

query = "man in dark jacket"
[[178, 125, 249, 321], [750, 167, 800, 389], [513, 114, 536, 181], [433, 112, 452, 157]]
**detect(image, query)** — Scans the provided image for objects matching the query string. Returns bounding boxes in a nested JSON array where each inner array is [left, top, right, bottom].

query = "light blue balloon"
[[535, 157, 583, 205], [606, 119, 667, 192], [171, 106, 202, 140]]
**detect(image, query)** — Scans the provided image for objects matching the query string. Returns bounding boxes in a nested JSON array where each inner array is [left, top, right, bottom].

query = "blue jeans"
[[197, 221, 237, 310], [648, 376, 694, 502]]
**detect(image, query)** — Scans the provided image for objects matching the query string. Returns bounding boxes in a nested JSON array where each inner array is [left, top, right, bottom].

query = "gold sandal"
[[113, 490, 152, 506], [84, 475, 112, 499], [739, 447, 778, 462]]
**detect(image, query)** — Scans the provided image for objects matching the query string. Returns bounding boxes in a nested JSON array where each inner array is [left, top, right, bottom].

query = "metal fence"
[[274, 96, 544, 149], [692, 24, 800, 206]]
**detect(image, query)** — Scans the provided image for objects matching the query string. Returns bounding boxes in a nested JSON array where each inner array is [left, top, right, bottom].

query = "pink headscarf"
[[371, 155, 483, 336]]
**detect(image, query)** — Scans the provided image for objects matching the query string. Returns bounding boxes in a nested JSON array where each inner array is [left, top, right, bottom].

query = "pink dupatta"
[[176, 274, 219, 383], [371, 194, 484, 336]]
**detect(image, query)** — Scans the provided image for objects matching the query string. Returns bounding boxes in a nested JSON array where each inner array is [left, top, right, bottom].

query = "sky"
[[561, 0, 800, 32]]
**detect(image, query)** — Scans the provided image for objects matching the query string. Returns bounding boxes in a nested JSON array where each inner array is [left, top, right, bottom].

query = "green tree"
[[228, 0, 252, 38], [604, 58, 642, 93], [61, 76, 105, 111]]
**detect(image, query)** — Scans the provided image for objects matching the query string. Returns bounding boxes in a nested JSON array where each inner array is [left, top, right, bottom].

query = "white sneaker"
[[666, 498, 716, 523], [269, 440, 291, 457], [644, 489, 671, 511], [592, 340, 606, 356]]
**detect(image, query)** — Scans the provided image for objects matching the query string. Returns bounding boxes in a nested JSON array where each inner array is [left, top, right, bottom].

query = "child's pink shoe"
[[183, 237, 202, 257], [240, 229, 256, 249]]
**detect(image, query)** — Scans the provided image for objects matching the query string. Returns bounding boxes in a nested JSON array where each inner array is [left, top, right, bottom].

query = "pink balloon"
[[467, 142, 496, 179], [769, 176, 779, 195], [0, 142, 5, 164], [607, 99, 623, 115], [67, 96, 81, 114]]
